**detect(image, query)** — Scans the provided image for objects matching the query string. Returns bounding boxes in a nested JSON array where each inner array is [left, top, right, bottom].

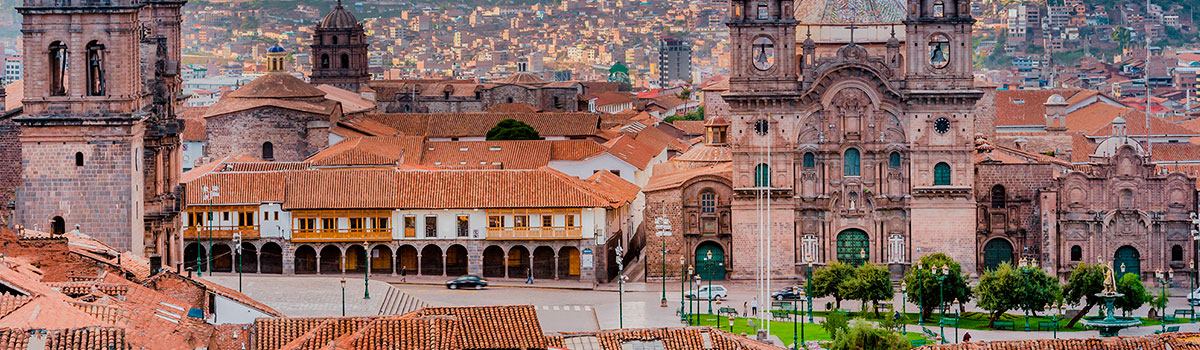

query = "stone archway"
[[238, 242, 258, 273], [694, 241, 725, 280], [1114, 245, 1141, 278], [420, 245, 444, 275], [345, 245, 367, 274], [836, 229, 869, 266], [508, 246, 530, 279], [370, 245, 393, 274], [533, 246, 556, 279], [260, 242, 283, 274], [396, 245, 418, 275], [184, 243, 207, 273], [319, 245, 342, 274], [483, 245, 506, 278], [446, 245, 468, 276], [211, 244, 233, 273], [294, 245, 317, 274], [982, 238, 1014, 272]]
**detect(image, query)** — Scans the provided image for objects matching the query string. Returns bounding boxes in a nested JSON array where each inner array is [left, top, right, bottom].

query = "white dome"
[[1093, 137, 1143, 157], [1046, 94, 1066, 105]]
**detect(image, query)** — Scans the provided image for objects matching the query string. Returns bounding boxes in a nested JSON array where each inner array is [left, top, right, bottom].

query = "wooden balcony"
[[183, 226, 260, 240], [291, 228, 393, 243], [486, 226, 582, 240]]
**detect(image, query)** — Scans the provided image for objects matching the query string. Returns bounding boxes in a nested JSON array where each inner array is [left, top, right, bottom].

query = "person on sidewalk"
[[742, 301, 748, 317], [526, 267, 534, 284], [750, 298, 759, 316], [962, 332, 971, 342], [400, 265, 407, 283]]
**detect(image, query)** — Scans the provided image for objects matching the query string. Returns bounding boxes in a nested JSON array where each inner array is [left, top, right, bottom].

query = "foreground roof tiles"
[[412, 305, 546, 349]]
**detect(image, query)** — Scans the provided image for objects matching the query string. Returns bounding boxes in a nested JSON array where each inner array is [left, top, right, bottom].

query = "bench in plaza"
[[1174, 309, 1194, 319], [911, 339, 927, 347], [1155, 326, 1181, 334], [1037, 321, 1059, 331], [1164, 315, 1178, 323], [718, 307, 738, 317], [992, 320, 1015, 330], [940, 318, 959, 327]]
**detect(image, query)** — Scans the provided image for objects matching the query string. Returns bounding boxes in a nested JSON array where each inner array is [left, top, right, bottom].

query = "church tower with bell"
[[310, 0, 371, 92]]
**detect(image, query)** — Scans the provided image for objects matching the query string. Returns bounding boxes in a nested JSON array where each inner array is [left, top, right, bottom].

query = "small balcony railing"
[[183, 226, 260, 240], [291, 228, 392, 242], [486, 226, 582, 240]]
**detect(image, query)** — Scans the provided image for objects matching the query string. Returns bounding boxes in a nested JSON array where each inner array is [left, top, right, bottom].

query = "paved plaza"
[[206, 274, 1200, 343]]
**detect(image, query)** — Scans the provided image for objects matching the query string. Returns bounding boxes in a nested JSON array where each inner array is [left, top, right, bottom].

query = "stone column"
[[416, 254, 422, 276], [554, 253, 560, 280]]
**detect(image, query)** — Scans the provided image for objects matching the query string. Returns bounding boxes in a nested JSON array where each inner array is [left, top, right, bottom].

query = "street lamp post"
[[1049, 302, 1065, 339], [797, 286, 807, 349], [705, 250, 715, 314], [915, 261, 924, 326], [693, 275, 701, 325], [715, 300, 723, 331], [340, 277, 346, 316], [1156, 269, 1173, 334], [953, 298, 960, 343], [805, 254, 814, 323], [900, 281, 908, 335], [619, 274, 629, 328], [233, 232, 242, 292], [1018, 257, 1039, 331], [680, 256, 687, 322], [934, 263, 949, 344], [655, 217, 672, 307], [201, 186, 219, 277]]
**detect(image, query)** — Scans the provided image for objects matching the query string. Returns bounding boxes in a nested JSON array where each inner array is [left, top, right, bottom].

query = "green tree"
[[812, 262, 856, 309], [903, 253, 972, 319], [827, 319, 910, 350], [486, 119, 541, 140], [1110, 26, 1132, 50], [976, 262, 1060, 326], [1114, 273, 1149, 316], [1062, 263, 1105, 327], [842, 263, 894, 317]]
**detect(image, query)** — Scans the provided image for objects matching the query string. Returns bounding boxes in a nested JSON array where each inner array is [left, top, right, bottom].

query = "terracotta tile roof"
[[995, 89, 1085, 126], [603, 135, 657, 170], [185, 171, 287, 206], [412, 305, 546, 349], [3, 79, 22, 112], [224, 162, 311, 172], [361, 113, 600, 138], [181, 153, 268, 183], [277, 317, 368, 350], [308, 136, 425, 167], [204, 97, 340, 119], [675, 144, 732, 163], [334, 114, 403, 137], [0, 295, 106, 329], [1149, 142, 1200, 162], [283, 169, 399, 210], [550, 140, 608, 160], [326, 316, 464, 350], [255, 317, 334, 350], [0, 295, 32, 318], [421, 140, 554, 169], [227, 74, 327, 99], [192, 277, 282, 317], [583, 171, 640, 206], [644, 163, 732, 192], [974, 143, 1074, 167], [673, 120, 705, 135], [0, 327, 129, 350], [697, 75, 729, 92], [1068, 103, 1197, 137], [590, 91, 637, 107], [635, 125, 690, 154]]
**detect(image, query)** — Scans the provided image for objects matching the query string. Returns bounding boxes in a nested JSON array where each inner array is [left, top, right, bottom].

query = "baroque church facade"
[[6, 0, 186, 261], [724, 0, 982, 277]]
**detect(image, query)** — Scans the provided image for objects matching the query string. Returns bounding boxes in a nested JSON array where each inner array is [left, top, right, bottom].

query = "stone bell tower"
[[310, 0, 371, 92], [902, 0, 985, 274]]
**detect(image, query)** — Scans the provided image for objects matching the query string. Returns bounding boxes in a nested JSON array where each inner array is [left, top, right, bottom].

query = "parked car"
[[1188, 287, 1200, 306], [771, 286, 808, 301], [446, 275, 488, 290], [685, 285, 728, 300]]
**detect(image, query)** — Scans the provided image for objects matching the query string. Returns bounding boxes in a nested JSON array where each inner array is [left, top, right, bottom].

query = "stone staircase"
[[376, 284, 429, 315]]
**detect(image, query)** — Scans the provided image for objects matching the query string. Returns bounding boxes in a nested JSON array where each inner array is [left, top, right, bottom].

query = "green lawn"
[[683, 314, 930, 347], [784, 310, 1192, 332]]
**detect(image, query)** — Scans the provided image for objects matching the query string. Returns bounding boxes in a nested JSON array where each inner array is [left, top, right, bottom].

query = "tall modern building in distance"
[[658, 36, 692, 87]]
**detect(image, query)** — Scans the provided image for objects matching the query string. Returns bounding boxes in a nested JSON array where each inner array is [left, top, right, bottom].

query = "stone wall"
[[974, 162, 1059, 266], [0, 115, 20, 225], [206, 108, 330, 162]]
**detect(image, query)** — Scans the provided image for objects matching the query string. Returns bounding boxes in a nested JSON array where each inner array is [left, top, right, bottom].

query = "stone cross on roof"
[[845, 22, 861, 45]]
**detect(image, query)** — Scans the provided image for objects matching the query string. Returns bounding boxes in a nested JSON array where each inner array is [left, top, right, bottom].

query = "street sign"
[[656, 230, 672, 237]]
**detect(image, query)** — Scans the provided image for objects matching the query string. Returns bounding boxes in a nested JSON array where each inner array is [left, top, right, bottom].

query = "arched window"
[[340, 54, 350, 69], [1070, 245, 1082, 261], [320, 54, 330, 69], [701, 191, 716, 213], [888, 152, 901, 168], [843, 149, 860, 176], [802, 152, 815, 168], [934, 162, 951, 185], [75, 152, 84, 167], [49, 41, 69, 96], [991, 185, 1006, 209], [51, 217, 65, 236], [262, 142, 274, 160], [331, 35, 339, 45], [86, 41, 105, 96], [1172, 245, 1184, 261], [754, 163, 770, 187]]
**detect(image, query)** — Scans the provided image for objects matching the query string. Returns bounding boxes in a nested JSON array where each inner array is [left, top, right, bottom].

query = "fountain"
[[1081, 262, 1141, 337]]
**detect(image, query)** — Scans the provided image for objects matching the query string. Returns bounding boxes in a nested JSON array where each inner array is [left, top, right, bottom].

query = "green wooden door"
[[1114, 245, 1141, 278], [836, 229, 869, 266], [695, 242, 726, 280], [982, 238, 1013, 271]]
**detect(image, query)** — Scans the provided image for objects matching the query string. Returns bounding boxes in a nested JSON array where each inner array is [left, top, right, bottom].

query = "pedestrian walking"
[[750, 298, 759, 316], [526, 267, 534, 284], [963, 332, 971, 342], [400, 265, 407, 283], [742, 301, 748, 317]]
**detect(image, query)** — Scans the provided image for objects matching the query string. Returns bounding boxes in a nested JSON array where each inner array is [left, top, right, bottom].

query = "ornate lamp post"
[[705, 250, 715, 314], [797, 285, 807, 349], [900, 281, 908, 334], [1155, 269, 1173, 334], [934, 263, 949, 344], [915, 261, 924, 326], [619, 274, 629, 328], [953, 298, 960, 343], [680, 256, 687, 322], [1049, 302, 1065, 339], [693, 274, 701, 324], [1018, 257, 1039, 331], [200, 185, 219, 277], [804, 253, 814, 323]]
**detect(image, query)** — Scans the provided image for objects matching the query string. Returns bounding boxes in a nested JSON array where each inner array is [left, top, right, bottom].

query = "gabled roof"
[[412, 305, 546, 349], [602, 135, 657, 170], [307, 136, 425, 167], [226, 74, 327, 99], [316, 84, 376, 114], [672, 120, 705, 135], [644, 162, 732, 192]]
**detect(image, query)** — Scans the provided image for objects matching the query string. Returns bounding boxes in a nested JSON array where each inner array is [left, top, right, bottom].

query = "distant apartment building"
[[3, 55, 20, 85], [657, 37, 692, 87]]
